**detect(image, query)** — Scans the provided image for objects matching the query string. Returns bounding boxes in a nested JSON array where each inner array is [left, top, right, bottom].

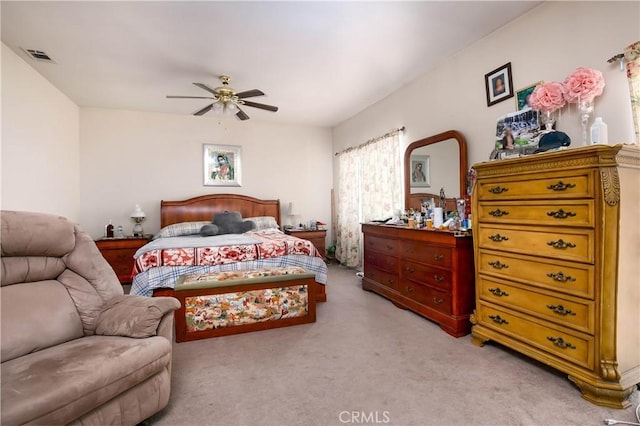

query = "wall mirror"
[[404, 130, 468, 211]]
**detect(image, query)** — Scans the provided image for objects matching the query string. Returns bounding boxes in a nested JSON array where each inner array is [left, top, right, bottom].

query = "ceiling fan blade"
[[241, 100, 278, 112], [193, 83, 217, 95], [167, 95, 215, 99], [236, 107, 250, 121], [235, 89, 264, 99], [193, 104, 214, 116]]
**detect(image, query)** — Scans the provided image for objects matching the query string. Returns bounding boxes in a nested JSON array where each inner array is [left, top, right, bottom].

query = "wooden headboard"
[[160, 194, 281, 228]]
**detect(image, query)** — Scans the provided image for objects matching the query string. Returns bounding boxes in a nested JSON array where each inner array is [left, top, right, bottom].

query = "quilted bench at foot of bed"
[[160, 267, 317, 342]]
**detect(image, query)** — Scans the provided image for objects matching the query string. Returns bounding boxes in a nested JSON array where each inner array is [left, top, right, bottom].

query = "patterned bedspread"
[[130, 229, 327, 297]]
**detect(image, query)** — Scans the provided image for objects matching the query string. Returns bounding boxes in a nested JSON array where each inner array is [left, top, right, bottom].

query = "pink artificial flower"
[[529, 82, 566, 113], [562, 67, 605, 103]]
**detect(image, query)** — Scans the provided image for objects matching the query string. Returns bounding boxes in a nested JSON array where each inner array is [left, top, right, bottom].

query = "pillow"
[[152, 221, 211, 240], [245, 216, 279, 231], [200, 224, 219, 236], [213, 211, 256, 234], [95, 295, 181, 338]]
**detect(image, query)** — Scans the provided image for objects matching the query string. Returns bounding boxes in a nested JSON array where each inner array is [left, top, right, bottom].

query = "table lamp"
[[130, 204, 146, 237]]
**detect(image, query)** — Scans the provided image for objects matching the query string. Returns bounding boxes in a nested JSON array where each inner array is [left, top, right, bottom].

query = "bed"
[[130, 194, 327, 303]]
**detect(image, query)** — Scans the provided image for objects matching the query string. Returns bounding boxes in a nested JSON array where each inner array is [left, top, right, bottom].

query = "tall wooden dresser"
[[361, 223, 475, 337], [470, 144, 640, 408]]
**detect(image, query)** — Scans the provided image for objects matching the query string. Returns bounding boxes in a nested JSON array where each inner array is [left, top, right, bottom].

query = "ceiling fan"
[[167, 75, 278, 120]]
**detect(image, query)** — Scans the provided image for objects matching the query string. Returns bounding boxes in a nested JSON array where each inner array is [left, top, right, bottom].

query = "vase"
[[540, 110, 556, 132], [577, 96, 594, 145]]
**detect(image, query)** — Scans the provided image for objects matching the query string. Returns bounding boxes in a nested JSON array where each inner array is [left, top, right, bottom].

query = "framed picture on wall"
[[203, 144, 242, 187], [515, 81, 541, 110], [485, 62, 514, 107], [410, 155, 430, 187]]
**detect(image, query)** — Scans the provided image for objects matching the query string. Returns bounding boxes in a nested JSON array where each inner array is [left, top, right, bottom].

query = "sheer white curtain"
[[335, 131, 403, 268]]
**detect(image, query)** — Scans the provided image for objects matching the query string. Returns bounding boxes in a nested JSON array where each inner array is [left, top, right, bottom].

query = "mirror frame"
[[404, 130, 468, 210]]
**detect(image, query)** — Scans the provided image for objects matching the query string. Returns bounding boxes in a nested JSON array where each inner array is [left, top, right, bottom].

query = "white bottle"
[[590, 117, 608, 145]]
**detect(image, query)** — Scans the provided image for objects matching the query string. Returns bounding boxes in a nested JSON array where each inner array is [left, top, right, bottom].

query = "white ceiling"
[[1, 1, 541, 128]]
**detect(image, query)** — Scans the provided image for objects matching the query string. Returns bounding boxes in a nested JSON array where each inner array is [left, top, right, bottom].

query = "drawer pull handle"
[[433, 297, 444, 305], [547, 336, 576, 349], [488, 260, 509, 270], [433, 275, 444, 282], [547, 181, 576, 191], [407, 286, 414, 293], [488, 186, 509, 194], [547, 239, 576, 249], [546, 304, 576, 316], [489, 209, 509, 217], [433, 254, 445, 261], [387, 279, 395, 285], [546, 272, 576, 282], [488, 233, 509, 242], [488, 314, 508, 325], [405, 267, 415, 273], [386, 245, 394, 250], [547, 209, 577, 219], [488, 287, 509, 297]]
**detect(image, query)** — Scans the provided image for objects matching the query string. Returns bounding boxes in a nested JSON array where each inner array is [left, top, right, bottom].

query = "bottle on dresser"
[[105, 220, 114, 238], [590, 117, 608, 145]]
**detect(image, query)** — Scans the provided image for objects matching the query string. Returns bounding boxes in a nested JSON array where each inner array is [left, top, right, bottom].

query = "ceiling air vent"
[[21, 48, 56, 63]]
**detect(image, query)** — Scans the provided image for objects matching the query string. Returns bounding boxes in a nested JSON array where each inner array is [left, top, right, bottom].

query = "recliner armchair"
[[1, 210, 180, 425]]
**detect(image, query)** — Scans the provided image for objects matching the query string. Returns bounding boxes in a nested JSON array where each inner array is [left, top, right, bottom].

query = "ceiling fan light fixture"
[[168, 74, 277, 121], [225, 102, 239, 114]]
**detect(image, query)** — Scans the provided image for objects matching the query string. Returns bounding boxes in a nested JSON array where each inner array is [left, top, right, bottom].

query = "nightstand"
[[95, 236, 150, 284], [284, 229, 327, 260]]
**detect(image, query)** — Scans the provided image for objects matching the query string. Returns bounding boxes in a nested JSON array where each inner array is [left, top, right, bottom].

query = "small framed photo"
[[410, 155, 430, 188], [203, 144, 242, 187], [485, 62, 514, 107], [515, 81, 541, 110]]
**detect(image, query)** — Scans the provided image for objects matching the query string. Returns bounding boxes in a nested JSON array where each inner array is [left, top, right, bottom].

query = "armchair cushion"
[[95, 295, 181, 338]]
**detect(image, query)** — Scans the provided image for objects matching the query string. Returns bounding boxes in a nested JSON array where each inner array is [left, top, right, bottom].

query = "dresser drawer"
[[401, 260, 452, 291], [476, 302, 594, 369], [476, 200, 594, 228], [364, 267, 399, 291], [364, 251, 398, 274], [477, 249, 594, 298], [402, 283, 451, 315], [478, 276, 595, 334], [477, 224, 594, 264], [364, 235, 398, 256], [101, 249, 137, 277], [476, 170, 594, 201], [401, 240, 452, 268]]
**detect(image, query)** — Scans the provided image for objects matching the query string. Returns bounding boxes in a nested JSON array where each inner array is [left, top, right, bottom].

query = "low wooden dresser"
[[284, 229, 327, 260], [361, 223, 475, 337], [95, 236, 150, 284], [470, 144, 640, 408]]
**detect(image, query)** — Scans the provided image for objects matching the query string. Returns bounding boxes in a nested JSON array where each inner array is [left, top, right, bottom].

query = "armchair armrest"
[[95, 295, 180, 338]]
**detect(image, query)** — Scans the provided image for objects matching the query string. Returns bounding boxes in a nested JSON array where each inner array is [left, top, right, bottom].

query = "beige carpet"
[[148, 264, 639, 426]]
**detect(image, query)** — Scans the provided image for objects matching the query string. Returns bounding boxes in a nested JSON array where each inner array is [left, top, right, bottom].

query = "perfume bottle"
[[105, 220, 114, 238]]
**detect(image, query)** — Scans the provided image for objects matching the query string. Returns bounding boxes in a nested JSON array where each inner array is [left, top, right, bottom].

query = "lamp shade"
[[130, 204, 146, 219]]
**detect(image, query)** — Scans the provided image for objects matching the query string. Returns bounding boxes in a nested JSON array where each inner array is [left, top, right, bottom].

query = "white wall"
[[333, 2, 638, 181], [1, 43, 80, 220], [79, 109, 333, 238]]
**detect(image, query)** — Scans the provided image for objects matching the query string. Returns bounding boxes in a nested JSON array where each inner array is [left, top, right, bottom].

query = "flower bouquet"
[[529, 81, 566, 131], [563, 67, 605, 144]]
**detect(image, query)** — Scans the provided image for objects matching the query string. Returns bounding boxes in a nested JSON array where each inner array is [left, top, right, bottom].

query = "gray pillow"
[[200, 224, 219, 236]]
